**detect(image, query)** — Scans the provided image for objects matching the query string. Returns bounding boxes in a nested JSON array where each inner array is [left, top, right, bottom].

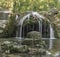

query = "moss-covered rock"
[[27, 31, 41, 39], [10, 45, 29, 53], [22, 31, 42, 46], [1, 41, 29, 53]]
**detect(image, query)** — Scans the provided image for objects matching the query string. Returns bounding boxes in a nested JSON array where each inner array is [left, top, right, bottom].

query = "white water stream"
[[16, 12, 55, 49]]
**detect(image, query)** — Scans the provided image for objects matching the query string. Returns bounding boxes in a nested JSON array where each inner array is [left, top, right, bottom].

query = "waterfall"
[[16, 12, 55, 49], [19, 14, 30, 39], [38, 21, 41, 32], [16, 15, 19, 39], [49, 24, 55, 49], [38, 21, 42, 37], [16, 15, 19, 20], [17, 12, 45, 38]]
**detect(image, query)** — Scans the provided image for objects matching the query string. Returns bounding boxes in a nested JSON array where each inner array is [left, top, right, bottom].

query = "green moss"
[[27, 31, 41, 39]]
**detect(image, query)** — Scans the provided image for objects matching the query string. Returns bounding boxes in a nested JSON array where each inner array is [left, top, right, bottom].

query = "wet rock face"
[[49, 8, 58, 15], [27, 31, 41, 39]]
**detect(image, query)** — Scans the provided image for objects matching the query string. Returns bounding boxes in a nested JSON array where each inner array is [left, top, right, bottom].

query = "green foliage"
[[0, 0, 60, 12], [22, 31, 46, 48], [27, 31, 41, 39], [1, 40, 46, 55], [13, 0, 60, 13], [2, 14, 16, 38], [1, 41, 29, 53], [0, 0, 13, 10]]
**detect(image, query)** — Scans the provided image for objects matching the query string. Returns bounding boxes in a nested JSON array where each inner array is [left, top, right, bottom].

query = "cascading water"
[[19, 14, 31, 39], [16, 12, 55, 49], [17, 12, 44, 38], [38, 21, 42, 37], [49, 24, 55, 49]]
